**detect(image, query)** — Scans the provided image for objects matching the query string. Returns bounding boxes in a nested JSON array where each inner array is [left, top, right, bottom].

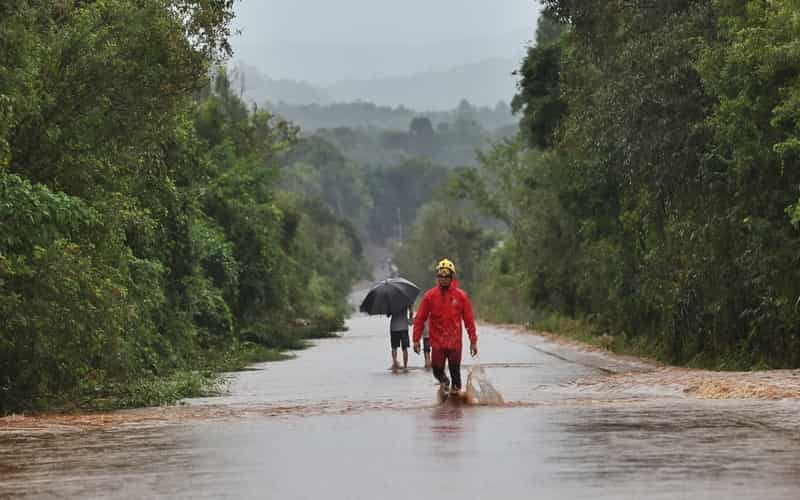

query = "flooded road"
[[2, 314, 800, 499]]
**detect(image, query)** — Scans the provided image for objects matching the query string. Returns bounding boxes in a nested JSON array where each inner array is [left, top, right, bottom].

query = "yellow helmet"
[[436, 258, 456, 276]]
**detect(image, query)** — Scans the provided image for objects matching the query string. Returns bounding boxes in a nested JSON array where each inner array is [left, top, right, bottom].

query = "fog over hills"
[[231, 29, 531, 84], [228, 0, 538, 110], [234, 57, 520, 111], [326, 58, 518, 110], [231, 63, 333, 105]]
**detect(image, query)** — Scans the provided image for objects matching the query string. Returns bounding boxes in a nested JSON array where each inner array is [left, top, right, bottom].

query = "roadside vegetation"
[[457, 2, 800, 370], [3, 0, 799, 414], [0, 0, 507, 414], [0, 1, 365, 413]]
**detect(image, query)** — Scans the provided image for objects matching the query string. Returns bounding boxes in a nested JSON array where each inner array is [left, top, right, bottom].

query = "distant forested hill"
[[325, 58, 518, 110], [264, 99, 516, 133], [231, 62, 332, 105], [231, 58, 520, 113]]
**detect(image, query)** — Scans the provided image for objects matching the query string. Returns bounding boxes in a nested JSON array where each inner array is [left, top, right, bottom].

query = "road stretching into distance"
[[2, 298, 800, 499]]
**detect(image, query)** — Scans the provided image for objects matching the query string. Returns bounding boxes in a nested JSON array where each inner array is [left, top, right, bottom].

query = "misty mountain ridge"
[[326, 58, 518, 110], [231, 28, 532, 85], [233, 58, 520, 111], [231, 64, 333, 106]]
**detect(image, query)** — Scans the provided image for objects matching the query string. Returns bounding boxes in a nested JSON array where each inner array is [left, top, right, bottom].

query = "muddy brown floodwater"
[[2, 312, 800, 499]]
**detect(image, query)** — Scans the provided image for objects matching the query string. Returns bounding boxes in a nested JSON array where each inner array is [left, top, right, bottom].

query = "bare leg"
[[391, 349, 399, 371], [424, 352, 431, 369], [402, 348, 408, 370]]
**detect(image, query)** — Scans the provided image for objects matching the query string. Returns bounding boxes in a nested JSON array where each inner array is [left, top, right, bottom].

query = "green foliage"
[[207, 342, 291, 372], [512, 37, 567, 149], [530, 313, 598, 346], [469, 0, 800, 369], [266, 100, 516, 134], [88, 371, 214, 411], [0, 173, 135, 411], [8, 1, 217, 197], [276, 101, 515, 168], [535, 9, 569, 46], [281, 136, 373, 233], [472, 241, 534, 324], [394, 199, 497, 294], [0, 2, 367, 413], [366, 159, 452, 242], [278, 194, 367, 328]]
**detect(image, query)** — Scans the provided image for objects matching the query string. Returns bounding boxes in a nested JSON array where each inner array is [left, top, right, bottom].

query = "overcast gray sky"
[[230, 0, 541, 83], [232, 0, 540, 45]]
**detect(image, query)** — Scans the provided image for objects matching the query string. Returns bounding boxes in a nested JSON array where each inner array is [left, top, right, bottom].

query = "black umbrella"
[[359, 277, 420, 315]]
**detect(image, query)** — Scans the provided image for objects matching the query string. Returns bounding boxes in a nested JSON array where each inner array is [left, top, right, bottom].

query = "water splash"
[[464, 360, 505, 406]]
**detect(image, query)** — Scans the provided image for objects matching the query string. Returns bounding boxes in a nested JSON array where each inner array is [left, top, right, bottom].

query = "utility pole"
[[397, 207, 403, 244]]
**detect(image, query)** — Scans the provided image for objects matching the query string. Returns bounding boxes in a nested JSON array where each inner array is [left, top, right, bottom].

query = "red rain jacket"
[[413, 280, 477, 350]]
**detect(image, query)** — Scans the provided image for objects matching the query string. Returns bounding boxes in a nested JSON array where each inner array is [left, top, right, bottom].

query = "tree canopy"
[[0, 1, 366, 412], [468, 0, 800, 368]]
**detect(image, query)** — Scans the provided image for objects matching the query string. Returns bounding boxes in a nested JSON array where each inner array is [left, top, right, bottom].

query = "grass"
[[531, 313, 599, 345], [527, 313, 631, 354], [86, 371, 216, 411], [37, 342, 296, 414], [76, 325, 343, 412], [205, 341, 293, 373], [2, 319, 348, 415], [87, 324, 344, 413], [526, 313, 742, 370], [528, 312, 643, 357]]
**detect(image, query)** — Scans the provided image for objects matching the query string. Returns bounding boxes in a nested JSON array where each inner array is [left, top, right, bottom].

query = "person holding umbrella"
[[359, 276, 421, 372], [388, 306, 412, 372], [413, 258, 478, 395]]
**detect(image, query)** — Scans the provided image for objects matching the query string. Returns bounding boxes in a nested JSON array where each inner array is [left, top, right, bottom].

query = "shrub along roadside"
[[0, 3, 366, 414], [460, 4, 800, 371], [82, 343, 290, 412], [46, 336, 329, 413]]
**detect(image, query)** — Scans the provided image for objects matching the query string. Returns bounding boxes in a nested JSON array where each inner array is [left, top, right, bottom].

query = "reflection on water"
[[430, 399, 465, 435], [2, 317, 800, 499], [3, 402, 800, 500], [0, 426, 193, 499], [552, 400, 800, 486]]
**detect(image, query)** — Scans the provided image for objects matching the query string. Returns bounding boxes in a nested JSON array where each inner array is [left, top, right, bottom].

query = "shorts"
[[423, 337, 431, 353], [390, 330, 409, 349]]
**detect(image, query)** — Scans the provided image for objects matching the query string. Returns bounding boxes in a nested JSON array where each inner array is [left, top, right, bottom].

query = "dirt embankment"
[[0, 405, 244, 433], [508, 324, 800, 401]]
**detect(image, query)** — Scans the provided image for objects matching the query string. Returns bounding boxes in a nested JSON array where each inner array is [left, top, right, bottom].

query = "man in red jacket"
[[413, 258, 478, 395]]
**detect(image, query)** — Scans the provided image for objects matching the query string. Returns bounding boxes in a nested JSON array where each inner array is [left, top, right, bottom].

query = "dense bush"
[[468, 2, 800, 369], [0, 1, 365, 413]]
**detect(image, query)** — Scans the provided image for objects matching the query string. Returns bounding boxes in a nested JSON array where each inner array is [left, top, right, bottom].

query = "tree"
[[394, 201, 495, 293], [0, 2, 370, 412], [366, 159, 451, 242], [511, 32, 567, 149], [535, 8, 568, 46], [409, 116, 436, 155], [410, 116, 434, 138]]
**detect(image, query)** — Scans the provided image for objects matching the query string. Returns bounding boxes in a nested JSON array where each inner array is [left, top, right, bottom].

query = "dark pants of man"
[[431, 347, 462, 388]]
